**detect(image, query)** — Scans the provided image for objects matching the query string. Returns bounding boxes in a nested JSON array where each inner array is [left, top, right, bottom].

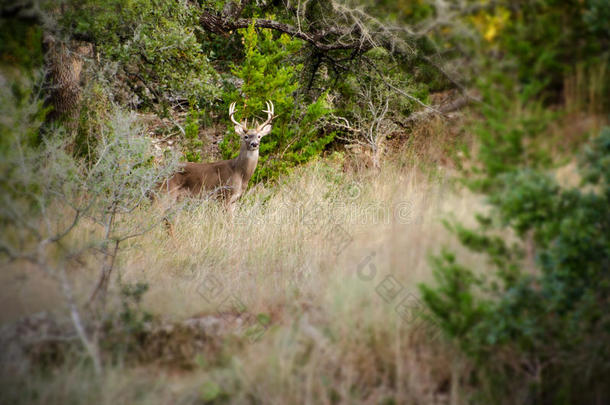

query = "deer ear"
[[234, 125, 245, 136], [259, 124, 272, 137]]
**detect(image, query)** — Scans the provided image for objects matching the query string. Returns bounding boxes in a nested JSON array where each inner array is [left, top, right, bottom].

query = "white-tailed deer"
[[164, 101, 274, 213]]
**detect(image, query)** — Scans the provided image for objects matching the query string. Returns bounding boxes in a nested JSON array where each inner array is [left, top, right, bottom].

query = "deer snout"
[[249, 140, 259, 148]]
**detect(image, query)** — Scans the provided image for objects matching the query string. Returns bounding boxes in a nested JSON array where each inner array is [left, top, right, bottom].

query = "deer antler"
[[229, 102, 247, 131], [256, 100, 274, 131]]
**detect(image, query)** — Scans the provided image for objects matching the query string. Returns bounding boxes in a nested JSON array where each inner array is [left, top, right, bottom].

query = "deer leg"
[[225, 191, 241, 217], [161, 179, 181, 240], [163, 217, 175, 237]]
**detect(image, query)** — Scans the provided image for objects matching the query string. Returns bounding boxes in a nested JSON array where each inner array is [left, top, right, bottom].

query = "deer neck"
[[233, 143, 259, 182]]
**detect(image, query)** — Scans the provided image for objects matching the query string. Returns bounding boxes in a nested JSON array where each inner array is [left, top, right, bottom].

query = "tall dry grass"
[[124, 159, 483, 318], [1, 155, 488, 404], [118, 159, 484, 403]]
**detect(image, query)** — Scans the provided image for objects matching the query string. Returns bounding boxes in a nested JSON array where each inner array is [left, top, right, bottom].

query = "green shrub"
[[1, 73, 179, 371], [61, 0, 219, 107], [420, 128, 610, 404], [466, 76, 553, 192], [183, 106, 204, 162], [219, 21, 333, 182], [475, 1, 609, 100], [0, 18, 43, 70]]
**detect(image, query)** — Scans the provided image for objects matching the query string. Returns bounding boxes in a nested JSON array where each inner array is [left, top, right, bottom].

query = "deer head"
[[229, 101, 274, 151]]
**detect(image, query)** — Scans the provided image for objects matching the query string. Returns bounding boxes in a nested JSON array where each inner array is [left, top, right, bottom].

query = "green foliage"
[[476, 1, 609, 99], [183, 106, 204, 162], [200, 380, 223, 402], [220, 21, 333, 181], [0, 73, 175, 261], [420, 129, 610, 403], [118, 282, 153, 335], [337, 46, 429, 125], [74, 81, 111, 159], [374, 0, 435, 22], [0, 73, 47, 153], [467, 76, 553, 192], [61, 0, 219, 107], [101, 281, 155, 362], [584, 0, 610, 38], [0, 18, 43, 70], [0, 74, 179, 375], [423, 250, 491, 343], [0, 74, 56, 230]]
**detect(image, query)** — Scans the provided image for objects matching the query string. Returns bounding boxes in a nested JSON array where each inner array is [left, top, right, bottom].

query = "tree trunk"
[[42, 33, 92, 128]]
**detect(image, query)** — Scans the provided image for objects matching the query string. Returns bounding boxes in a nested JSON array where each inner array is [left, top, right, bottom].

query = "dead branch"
[[200, 12, 365, 51]]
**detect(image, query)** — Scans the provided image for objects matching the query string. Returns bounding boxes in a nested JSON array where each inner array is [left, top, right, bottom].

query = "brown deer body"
[[165, 101, 274, 213]]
